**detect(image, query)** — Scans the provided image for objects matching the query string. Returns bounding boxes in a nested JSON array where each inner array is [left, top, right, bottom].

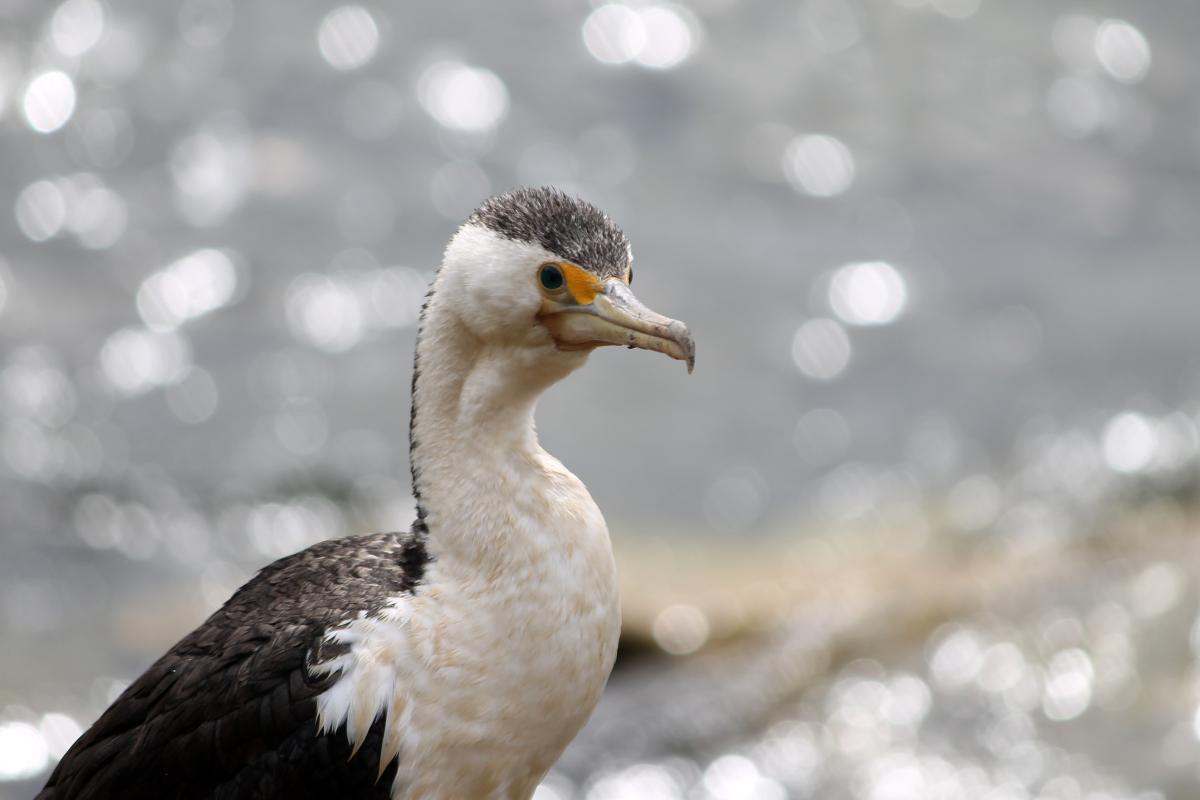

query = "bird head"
[[437, 187, 694, 376]]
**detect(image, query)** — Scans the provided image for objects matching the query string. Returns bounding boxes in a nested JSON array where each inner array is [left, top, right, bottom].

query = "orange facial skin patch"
[[561, 262, 603, 305]]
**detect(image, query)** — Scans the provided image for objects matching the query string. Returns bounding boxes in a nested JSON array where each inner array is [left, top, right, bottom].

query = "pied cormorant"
[[39, 187, 695, 799]]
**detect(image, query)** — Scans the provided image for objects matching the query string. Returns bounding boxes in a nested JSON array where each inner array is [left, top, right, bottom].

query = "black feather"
[[467, 186, 632, 278], [38, 531, 428, 800]]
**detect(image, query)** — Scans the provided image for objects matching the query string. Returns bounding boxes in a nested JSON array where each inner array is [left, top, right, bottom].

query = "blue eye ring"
[[539, 264, 565, 291]]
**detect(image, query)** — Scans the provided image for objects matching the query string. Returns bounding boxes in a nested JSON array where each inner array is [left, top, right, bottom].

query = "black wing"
[[39, 531, 429, 800]]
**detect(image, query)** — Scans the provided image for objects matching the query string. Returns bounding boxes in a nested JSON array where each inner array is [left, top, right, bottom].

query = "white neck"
[[408, 273, 587, 566]]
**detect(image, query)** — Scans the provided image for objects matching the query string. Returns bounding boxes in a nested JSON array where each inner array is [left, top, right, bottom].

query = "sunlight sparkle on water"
[[587, 762, 686, 799], [582, 4, 698, 69], [1094, 20, 1150, 84], [51, 0, 106, 57], [1128, 562, 1184, 619], [99, 327, 192, 396], [14, 174, 127, 248], [61, 174, 128, 249], [1045, 76, 1108, 139], [583, 5, 644, 65], [532, 773, 575, 800], [828, 261, 907, 326], [929, 626, 984, 689], [945, 474, 1001, 531], [2, 348, 77, 427], [632, 6, 696, 69], [285, 265, 425, 353], [783, 135, 855, 197], [791, 318, 851, 380], [0, 721, 48, 781], [1101, 412, 1157, 473], [137, 249, 239, 332], [1042, 648, 1094, 721], [417, 61, 508, 133], [15, 180, 67, 241], [286, 274, 365, 353], [703, 754, 785, 800], [39, 713, 82, 760], [317, 6, 379, 71], [170, 120, 254, 226], [652, 603, 710, 655], [22, 70, 76, 133]]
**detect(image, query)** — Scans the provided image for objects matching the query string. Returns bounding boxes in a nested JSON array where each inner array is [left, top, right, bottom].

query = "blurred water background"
[[2, 0, 1200, 797]]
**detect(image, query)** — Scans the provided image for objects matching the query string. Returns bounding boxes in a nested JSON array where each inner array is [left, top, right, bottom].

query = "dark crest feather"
[[467, 187, 631, 278]]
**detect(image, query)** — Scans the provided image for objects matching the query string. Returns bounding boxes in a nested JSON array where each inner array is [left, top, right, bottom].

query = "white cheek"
[[441, 225, 554, 339]]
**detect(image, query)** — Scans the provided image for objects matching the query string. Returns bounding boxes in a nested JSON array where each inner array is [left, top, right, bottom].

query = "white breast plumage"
[[313, 449, 620, 799]]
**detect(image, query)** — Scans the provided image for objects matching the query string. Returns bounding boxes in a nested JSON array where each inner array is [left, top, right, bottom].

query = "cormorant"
[[40, 187, 694, 799]]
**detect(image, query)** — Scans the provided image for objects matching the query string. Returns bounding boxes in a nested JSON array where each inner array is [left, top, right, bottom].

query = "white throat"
[[409, 258, 589, 564]]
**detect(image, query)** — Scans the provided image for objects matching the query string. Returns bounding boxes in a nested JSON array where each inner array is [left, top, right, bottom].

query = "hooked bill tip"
[[669, 320, 695, 374]]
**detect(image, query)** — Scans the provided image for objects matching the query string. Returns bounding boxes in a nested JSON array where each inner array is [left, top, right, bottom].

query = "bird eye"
[[539, 264, 565, 291], [627, 266, 633, 286]]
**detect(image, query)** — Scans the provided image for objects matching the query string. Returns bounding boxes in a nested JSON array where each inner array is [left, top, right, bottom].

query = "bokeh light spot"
[[1101, 412, 1156, 473], [22, 70, 76, 134], [703, 754, 785, 800], [417, 61, 508, 133], [0, 721, 49, 781], [945, 474, 1001, 531], [137, 249, 239, 331], [1042, 648, 1094, 721], [39, 713, 83, 760], [62, 173, 128, 249], [51, 0, 106, 57], [99, 328, 192, 396], [633, 6, 696, 69], [1128, 562, 1184, 619], [15, 180, 67, 241], [652, 603, 710, 655], [583, 4, 698, 69], [582, 5, 646, 65], [929, 625, 984, 688], [828, 261, 908, 326], [783, 134, 855, 197], [791, 318, 851, 380], [1045, 76, 1108, 138], [317, 5, 379, 71], [286, 273, 365, 353], [1094, 19, 1150, 84], [170, 119, 254, 226]]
